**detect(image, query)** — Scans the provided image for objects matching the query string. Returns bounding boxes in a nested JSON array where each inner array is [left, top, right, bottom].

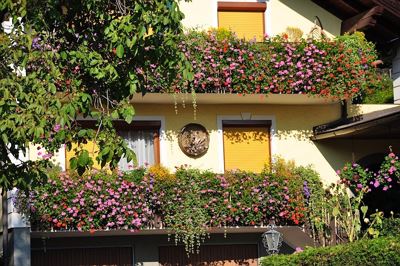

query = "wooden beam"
[[372, 0, 400, 18], [341, 6, 384, 34]]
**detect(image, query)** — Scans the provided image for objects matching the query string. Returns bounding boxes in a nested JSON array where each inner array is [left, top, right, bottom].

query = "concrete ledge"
[[31, 226, 316, 249]]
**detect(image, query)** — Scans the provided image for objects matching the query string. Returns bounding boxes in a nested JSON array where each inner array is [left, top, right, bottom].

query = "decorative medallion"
[[178, 123, 209, 158]]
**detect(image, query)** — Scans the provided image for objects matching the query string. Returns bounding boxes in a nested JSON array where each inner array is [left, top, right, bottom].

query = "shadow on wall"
[[279, 0, 340, 36], [165, 128, 314, 143], [313, 140, 353, 175], [313, 139, 400, 185]]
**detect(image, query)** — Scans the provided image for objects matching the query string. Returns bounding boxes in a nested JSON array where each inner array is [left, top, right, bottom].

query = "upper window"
[[217, 2, 266, 41], [65, 121, 160, 171]]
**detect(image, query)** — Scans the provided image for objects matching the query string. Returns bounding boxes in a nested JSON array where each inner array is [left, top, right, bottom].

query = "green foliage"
[[0, 0, 191, 191], [381, 216, 400, 237], [361, 73, 393, 104], [160, 168, 209, 255], [260, 237, 400, 266], [367, 214, 400, 238]]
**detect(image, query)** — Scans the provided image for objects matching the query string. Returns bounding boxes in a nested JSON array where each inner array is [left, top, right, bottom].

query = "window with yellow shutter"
[[222, 120, 271, 173], [217, 2, 266, 41]]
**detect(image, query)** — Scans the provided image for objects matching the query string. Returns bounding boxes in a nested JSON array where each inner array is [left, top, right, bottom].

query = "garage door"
[[159, 244, 258, 266], [32, 247, 133, 266]]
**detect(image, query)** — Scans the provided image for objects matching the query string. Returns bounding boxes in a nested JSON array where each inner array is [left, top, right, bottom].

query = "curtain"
[[118, 130, 155, 170]]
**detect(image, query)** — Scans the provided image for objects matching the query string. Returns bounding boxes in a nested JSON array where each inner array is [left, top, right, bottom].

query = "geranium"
[[338, 150, 400, 193], [144, 29, 382, 100]]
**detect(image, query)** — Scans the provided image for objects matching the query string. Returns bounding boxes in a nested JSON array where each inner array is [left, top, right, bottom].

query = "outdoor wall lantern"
[[262, 220, 283, 255]]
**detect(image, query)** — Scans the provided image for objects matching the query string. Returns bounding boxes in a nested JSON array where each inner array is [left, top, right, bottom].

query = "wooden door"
[[159, 244, 258, 266], [32, 247, 133, 266]]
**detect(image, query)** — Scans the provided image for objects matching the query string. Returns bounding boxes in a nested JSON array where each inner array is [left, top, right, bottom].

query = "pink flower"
[[373, 180, 380, 188], [53, 124, 61, 132], [389, 152, 396, 158], [295, 247, 303, 253]]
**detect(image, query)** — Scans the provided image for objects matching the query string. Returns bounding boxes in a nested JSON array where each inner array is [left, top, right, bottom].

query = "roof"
[[312, 107, 400, 140], [312, 0, 400, 51]]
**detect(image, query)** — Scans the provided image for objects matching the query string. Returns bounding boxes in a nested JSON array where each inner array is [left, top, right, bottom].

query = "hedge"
[[261, 237, 400, 266]]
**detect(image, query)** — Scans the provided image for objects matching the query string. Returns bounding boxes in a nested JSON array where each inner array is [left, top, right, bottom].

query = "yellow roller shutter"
[[218, 11, 264, 41], [223, 126, 270, 172], [65, 141, 101, 170]]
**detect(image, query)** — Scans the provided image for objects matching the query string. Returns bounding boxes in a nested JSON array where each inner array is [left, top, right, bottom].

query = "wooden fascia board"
[[341, 6, 384, 34], [372, 0, 400, 18]]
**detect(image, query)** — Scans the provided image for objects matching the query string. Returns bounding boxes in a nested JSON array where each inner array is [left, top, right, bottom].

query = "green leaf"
[[78, 129, 87, 138], [78, 150, 89, 167], [116, 44, 124, 58], [332, 207, 339, 217], [2, 133, 9, 144], [361, 206, 368, 216], [60, 51, 67, 60], [111, 110, 119, 119], [69, 157, 78, 170]]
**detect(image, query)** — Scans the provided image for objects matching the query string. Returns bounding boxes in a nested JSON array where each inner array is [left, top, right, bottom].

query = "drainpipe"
[[340, 100, 348, 120], [2, 189, 8, 266]]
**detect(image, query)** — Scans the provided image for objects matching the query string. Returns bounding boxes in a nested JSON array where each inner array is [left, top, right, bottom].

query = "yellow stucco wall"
[[267, 0, 341, 38], [36, 101, 400, 186], [134, 103, 343, 184], [179, 0, 342, 38], [348, 104, 400, 117]]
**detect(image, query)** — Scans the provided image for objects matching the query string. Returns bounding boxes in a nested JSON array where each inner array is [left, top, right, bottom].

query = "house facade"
[[4, 1, 400, 266]]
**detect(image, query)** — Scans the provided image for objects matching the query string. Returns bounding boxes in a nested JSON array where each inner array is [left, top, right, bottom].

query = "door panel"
[[159, 244, 258, 266], [32, 247, 133, 266]]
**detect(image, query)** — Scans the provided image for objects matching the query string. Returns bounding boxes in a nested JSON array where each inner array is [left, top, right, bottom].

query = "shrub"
[[260, 237, 400, 266], [380, 216, 400, 237]]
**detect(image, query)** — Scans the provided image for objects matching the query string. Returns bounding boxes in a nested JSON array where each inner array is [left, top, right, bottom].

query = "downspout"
[[2, 189, 8, 266], [340, 100, 348, 121]]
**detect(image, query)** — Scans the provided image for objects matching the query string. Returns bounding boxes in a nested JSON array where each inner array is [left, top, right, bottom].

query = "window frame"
[[66, 120, 162, 168], [217, 1, 267, 41]]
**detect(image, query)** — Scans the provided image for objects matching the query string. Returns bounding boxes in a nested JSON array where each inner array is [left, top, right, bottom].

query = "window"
[[217, 2, 266, 41], [222, 120, 271, 173], [65, 120, 160, 170]]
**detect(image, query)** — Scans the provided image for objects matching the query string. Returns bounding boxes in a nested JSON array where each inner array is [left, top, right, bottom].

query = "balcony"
[[135, 30, 386, 102]]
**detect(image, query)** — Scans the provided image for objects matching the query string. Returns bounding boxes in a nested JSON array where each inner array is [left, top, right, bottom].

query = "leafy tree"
[[0, 0, 192, 191]]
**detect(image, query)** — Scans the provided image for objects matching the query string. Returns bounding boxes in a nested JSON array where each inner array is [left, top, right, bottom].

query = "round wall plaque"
[[178, 123, 209, 158]]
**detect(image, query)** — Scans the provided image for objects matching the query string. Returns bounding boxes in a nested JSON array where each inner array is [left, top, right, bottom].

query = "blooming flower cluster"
[[141, 30, 382, 100], [21, 166, 311, 232], [338, 151, 400, 193]]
